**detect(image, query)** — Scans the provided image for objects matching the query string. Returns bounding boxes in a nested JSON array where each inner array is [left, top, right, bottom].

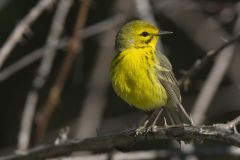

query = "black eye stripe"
[[140, 31, 149, 37]]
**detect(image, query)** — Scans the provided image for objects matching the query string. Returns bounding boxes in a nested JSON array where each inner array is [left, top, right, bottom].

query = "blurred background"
[[0, 0, 240, 159]]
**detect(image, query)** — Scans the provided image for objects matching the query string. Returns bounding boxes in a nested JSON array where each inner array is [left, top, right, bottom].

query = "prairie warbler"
[[111, 20, 192, 132]]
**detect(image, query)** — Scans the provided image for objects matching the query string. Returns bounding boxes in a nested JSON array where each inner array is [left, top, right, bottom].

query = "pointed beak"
[[154, 31, 173, 36]]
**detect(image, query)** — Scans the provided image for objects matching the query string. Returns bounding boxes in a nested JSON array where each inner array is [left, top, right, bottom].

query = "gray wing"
[[156, 52, 181, 105], [156, 51, 192, 124]]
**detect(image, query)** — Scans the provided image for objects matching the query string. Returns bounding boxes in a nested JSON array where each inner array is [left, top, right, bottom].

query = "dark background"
[[0, 0, 240, 159]]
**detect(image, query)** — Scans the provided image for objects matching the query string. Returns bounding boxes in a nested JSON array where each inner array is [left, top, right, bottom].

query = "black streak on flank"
[[145, 55, 149, 61], [148, 50, 156, 62], [112, 54, 125, 68]]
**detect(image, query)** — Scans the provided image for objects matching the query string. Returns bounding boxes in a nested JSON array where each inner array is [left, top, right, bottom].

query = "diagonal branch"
[[34, 0, 91, 144], [178, 32, 240, 86], [16, 0, 74, 153], [0, 14, 125, 82], [1, 116, 240, 160], [0, 0, 57, 69]]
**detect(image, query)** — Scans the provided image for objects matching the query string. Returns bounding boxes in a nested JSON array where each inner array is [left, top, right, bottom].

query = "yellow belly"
[[111, 49, 168, 111]]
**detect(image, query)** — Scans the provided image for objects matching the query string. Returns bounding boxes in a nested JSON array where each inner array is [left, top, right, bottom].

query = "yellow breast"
[[111, 48, 168, 111]]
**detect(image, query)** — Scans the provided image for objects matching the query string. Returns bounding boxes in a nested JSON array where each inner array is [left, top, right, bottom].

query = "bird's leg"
[[135, 108, 165, 135], [178, 104, 194, 126], [189, 114, 195, 126], [152, 108, 163, 126], [165, 109, 177, 125], [146, 108, 163, 132], [135, 110, 156, 135], [135, 119, 149, 136]]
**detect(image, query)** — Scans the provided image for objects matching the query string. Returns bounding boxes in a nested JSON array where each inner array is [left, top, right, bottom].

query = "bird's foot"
[[135, 126, 147, 136], [146, 124, 158, 133], [135, 119, 150, 136], [135, 124, 158, 137]]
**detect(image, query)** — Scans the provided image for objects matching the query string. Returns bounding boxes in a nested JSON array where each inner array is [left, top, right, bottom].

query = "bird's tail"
[[164, 104, 193, 125]]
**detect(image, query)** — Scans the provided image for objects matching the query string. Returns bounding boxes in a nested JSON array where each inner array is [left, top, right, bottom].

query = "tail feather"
[[164, 104, 192, 125]]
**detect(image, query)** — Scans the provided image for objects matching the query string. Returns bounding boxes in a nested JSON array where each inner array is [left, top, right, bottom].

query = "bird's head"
[[115, 20, 172, 51]]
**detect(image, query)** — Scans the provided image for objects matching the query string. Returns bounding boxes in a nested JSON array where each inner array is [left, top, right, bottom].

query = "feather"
[[157, 51, 192, 125]]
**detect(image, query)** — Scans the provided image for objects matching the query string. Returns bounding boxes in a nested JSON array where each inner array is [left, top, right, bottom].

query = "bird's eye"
[[140, 31, 149, 37]]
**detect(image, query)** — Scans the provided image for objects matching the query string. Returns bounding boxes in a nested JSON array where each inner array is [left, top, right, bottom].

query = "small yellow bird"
[[111, 20, 192, 132]]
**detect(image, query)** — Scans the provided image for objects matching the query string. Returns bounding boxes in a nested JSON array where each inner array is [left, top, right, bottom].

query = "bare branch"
[[178, 32, 240, 86], [0, 0, 56, 69], [0, 14, 125, 82], [15, 0, 73, 153], [153, 0, 228, 52], [151, 0, 240, 87], [1, 116, 240, 160], [34, 0, 91, 144], [0, 48, 43, 82], [81, 14, 125, 39]]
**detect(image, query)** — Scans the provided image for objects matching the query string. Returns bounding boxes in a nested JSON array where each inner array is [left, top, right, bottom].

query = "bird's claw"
[[147, 124, 158, 133], [135, 124, 158, 137], [135, 126, 147, 136], [135, 119, 150, 136]]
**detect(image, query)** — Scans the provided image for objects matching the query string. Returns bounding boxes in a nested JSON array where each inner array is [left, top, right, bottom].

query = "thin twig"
[[151, 0, 240, 87], [0, 14, 125, 82], [81, 14, 125, 39], [1, 116, 240, 160], [178, 32, 240, 86], [0, 0, 56, 69], [16, 0, 73, 153], [0, 48, 43, 82], [34, 0, 91, 144], [0, 37, 68, 82], [153, 0, 228, 52], [185, 10, 239, 125]]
